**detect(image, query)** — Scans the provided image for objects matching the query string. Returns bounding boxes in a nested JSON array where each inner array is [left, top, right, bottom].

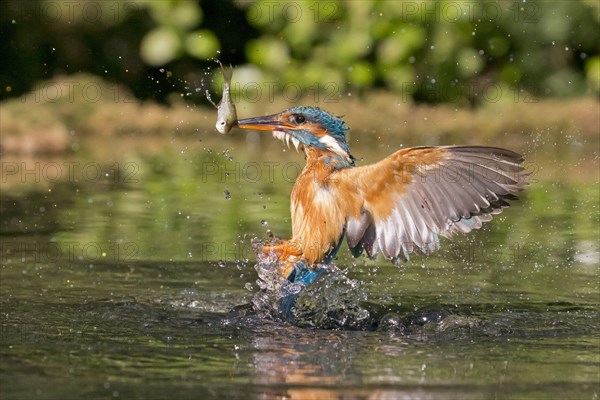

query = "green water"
[[1, 135, 599, 399]]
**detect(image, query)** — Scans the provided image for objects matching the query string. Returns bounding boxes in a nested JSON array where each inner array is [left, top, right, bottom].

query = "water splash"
[[292, 271, 371, 330], [245, 239, 502, 333], [250, 238, 371, 329]]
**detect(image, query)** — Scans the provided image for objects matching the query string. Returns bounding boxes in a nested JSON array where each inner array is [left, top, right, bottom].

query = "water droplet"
[[224, 189, 231, 200], [261, 220, 268, 226], [217, 260, 226, 268]]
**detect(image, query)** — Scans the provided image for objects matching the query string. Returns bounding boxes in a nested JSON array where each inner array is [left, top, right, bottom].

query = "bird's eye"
[[293, 114, 306, 124]]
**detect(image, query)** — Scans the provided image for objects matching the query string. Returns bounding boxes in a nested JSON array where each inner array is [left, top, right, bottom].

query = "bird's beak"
[[237, 113, 293, 131]]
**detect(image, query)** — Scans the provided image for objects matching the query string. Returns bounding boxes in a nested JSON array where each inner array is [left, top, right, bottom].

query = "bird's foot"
[[261, 241, 302, 260], [262, 241, 303, 278]]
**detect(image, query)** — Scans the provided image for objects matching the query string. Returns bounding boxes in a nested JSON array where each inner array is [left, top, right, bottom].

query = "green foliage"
[[131, 0, 600, 103], [1, 0, 598, 104], [138, 0, 219, 66]]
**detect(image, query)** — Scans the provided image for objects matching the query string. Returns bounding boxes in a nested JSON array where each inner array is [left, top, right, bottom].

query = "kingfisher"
[[235, 106, 528, 281]]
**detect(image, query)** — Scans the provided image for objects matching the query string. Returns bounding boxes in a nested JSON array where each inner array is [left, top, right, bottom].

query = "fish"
[[212, 62, 237, 134]]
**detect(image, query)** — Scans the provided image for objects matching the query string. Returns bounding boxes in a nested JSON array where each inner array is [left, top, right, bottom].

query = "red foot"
[[262, 241, 303, 278]]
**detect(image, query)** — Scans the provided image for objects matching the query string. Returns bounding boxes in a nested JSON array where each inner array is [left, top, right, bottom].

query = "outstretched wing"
[[335, 146, 528, 263]]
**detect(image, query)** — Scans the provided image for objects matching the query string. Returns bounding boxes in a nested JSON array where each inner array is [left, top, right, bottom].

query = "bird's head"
[[237, 106, 354, 165]]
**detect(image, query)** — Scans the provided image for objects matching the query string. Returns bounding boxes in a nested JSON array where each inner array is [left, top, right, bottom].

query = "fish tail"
[[221, 64, 233, 82]]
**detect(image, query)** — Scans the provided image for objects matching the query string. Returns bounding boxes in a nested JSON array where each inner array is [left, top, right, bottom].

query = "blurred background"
[[1, 2, 599, 398], [2, 0, 599, 103], [1, 0, 598, 154]]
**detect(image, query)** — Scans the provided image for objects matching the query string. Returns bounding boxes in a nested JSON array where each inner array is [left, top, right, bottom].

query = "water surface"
[[1, 134, 598, 399]]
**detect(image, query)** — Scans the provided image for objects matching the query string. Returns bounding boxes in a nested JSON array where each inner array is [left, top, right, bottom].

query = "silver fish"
[[214, 62, 237, 134]]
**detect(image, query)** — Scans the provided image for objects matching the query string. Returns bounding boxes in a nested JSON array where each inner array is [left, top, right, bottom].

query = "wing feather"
[[337, 146, 528, 262]]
